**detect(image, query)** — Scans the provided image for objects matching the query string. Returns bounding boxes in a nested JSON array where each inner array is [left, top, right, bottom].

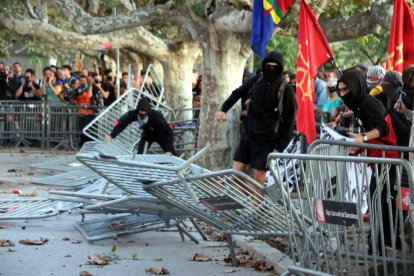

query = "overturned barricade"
[[267, 151, 414, 275], [48, 148, 211, 242]]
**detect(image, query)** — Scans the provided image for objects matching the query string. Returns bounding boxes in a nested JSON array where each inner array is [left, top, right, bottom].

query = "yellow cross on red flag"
[[387, 0, 414, 72], [296, 0, 334, 144]]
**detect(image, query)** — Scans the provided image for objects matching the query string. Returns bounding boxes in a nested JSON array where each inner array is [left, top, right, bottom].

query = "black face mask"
[[340, 92, 354, 110], [263, 64, 279, 83]]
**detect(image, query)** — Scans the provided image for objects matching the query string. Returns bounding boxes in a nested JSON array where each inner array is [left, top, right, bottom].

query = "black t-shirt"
[[19, 81, 41, 101], [7, 75, 24, 99], [103, 82, 116, 106]]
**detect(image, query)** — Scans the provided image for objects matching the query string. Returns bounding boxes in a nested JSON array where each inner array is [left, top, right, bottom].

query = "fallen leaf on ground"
[[0, 224, 10, 229], [0, 239, 15, 247], [71, 240, 82, 244], [79, 272, 92, 276], [252, 260, 274, 272], [19, 238, 48, 245], [62, 237, 70, 241], [64, 254, 72, 257], [27, 172, 34, 176], [191, 253, 212, 262], [86, 256, 110, 266], [18, 181, 31, 185], [224, 269, 238, 273], [145, 267, 169, 275]]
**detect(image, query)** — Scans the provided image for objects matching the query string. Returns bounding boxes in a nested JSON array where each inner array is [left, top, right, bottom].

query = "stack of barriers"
[[84, 147, 299, 265], [49, 147, 212, 243], [267, 140, 414, 275]]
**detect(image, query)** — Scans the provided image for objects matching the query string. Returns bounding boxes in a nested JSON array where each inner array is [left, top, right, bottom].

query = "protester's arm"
[[215, 76, 258, 122], [109, 111, 135, 139], [15, 79, 25, 99], [94, 83, 109, 99], [274, 85, 297, 152]]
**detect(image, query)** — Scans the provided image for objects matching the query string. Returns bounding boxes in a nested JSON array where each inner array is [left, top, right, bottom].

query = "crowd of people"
[[0, 61, 165, 146]]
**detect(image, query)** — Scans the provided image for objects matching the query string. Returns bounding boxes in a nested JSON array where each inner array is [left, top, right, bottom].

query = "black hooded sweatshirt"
[[110, 97, 174, 153], [337, 69, 388, 137], [220, 51, 297, 151]]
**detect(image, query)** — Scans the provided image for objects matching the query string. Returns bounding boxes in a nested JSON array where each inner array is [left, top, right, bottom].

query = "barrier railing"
[[267, 152, 414, 275], [0, 100, 101, 150]]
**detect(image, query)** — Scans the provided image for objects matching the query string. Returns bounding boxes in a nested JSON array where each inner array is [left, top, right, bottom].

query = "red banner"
[[296, 0, 334, 144], [387, 0, 414, 72]]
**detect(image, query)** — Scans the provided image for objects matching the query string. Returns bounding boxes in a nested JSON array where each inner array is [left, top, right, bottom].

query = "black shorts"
[[233, 134, 274, 170]]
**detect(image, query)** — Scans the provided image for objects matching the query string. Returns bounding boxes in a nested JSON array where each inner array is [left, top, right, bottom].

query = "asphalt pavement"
[[0, 148, 291, 276]]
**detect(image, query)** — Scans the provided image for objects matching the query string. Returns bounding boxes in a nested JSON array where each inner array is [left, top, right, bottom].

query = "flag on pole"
[[296, 0, 334, 144], [75, 53, 82, 72], [251, 0, 294, 58], [387, 0, 414, 72]]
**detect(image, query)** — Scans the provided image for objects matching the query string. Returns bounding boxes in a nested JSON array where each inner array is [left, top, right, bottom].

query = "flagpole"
[[300, 0, 342, 75]]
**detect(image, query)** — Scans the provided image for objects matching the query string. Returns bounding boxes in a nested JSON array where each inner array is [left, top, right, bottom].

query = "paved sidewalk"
[[0, 148, 289, 276]]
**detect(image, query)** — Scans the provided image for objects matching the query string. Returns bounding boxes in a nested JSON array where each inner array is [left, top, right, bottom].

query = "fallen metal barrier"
[[142, 169, 298, 265], [267, 153, 414, 276], [74, 213, 180, 242], [0, 198, 59, 220], [30, 168, 103, 189]]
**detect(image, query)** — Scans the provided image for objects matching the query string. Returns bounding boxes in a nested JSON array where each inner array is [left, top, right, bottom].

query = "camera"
[[94, 79, 101, 84], [63, 87, 82, 100], [25, 77, 31, 83], [107, 76, 112, 81]]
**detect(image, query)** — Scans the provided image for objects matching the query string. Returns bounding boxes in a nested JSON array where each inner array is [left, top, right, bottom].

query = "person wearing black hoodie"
[[215, 51, 297, 185], [337, 69, 402, 255], [105, 97, 175, 155]]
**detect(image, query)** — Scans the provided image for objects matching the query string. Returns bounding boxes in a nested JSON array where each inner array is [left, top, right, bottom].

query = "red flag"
[[387, 0, 414, 72], [296, 0, 334, 144]]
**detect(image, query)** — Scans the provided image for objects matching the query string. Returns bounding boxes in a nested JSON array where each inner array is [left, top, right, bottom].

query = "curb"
[[233, 235, 294, 275]]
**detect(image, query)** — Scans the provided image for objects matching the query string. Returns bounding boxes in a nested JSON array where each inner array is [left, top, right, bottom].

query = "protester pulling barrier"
[[82, 65, 172, 155], [267, 152, 414, 276]]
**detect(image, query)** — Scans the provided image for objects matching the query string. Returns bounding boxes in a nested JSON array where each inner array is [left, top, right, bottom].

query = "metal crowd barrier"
[[0, 100, 45, 148], [51, 149, 211, 242], [267, 153, 414, 276], [141, 168, 300, 265], [0, 198, 60, 220], [0, 101, 102, 150]]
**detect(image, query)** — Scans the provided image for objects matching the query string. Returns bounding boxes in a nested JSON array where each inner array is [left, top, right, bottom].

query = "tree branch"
[[321, 2, 393, 42], [48, 0, 178, 34], [0, 8, 170, 58], [35, 0, 48, 23], [23, 0, 39, 19]]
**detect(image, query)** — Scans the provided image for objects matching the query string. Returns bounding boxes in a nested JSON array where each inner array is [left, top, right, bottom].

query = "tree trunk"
[[197, 29, 250, 170], [161, 42, 199, 110]]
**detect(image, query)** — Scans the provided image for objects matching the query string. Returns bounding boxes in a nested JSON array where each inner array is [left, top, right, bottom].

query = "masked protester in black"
[[337, 69, 404, 255], [107, 97, 175, 156], [215, 51, 297, 185]]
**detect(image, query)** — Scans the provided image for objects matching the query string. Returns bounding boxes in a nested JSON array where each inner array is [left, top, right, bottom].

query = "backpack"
[[247, 76, 289, 133], [387, 108, 411, 147]]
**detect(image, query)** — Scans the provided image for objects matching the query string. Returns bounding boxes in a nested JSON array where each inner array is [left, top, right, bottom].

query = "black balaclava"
[[261, 51, 284, 83], [382, 70, 403, 109], [136, 97, 153, 116], [337, 69, 367, 112]]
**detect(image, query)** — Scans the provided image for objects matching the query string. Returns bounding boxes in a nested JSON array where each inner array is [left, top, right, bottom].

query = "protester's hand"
[[165, 151, 173, 156], [347, 132, 364, 143], [396, 99, 408, 116], [104, 135, 112, 141], [215, 111, 226, 122]]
